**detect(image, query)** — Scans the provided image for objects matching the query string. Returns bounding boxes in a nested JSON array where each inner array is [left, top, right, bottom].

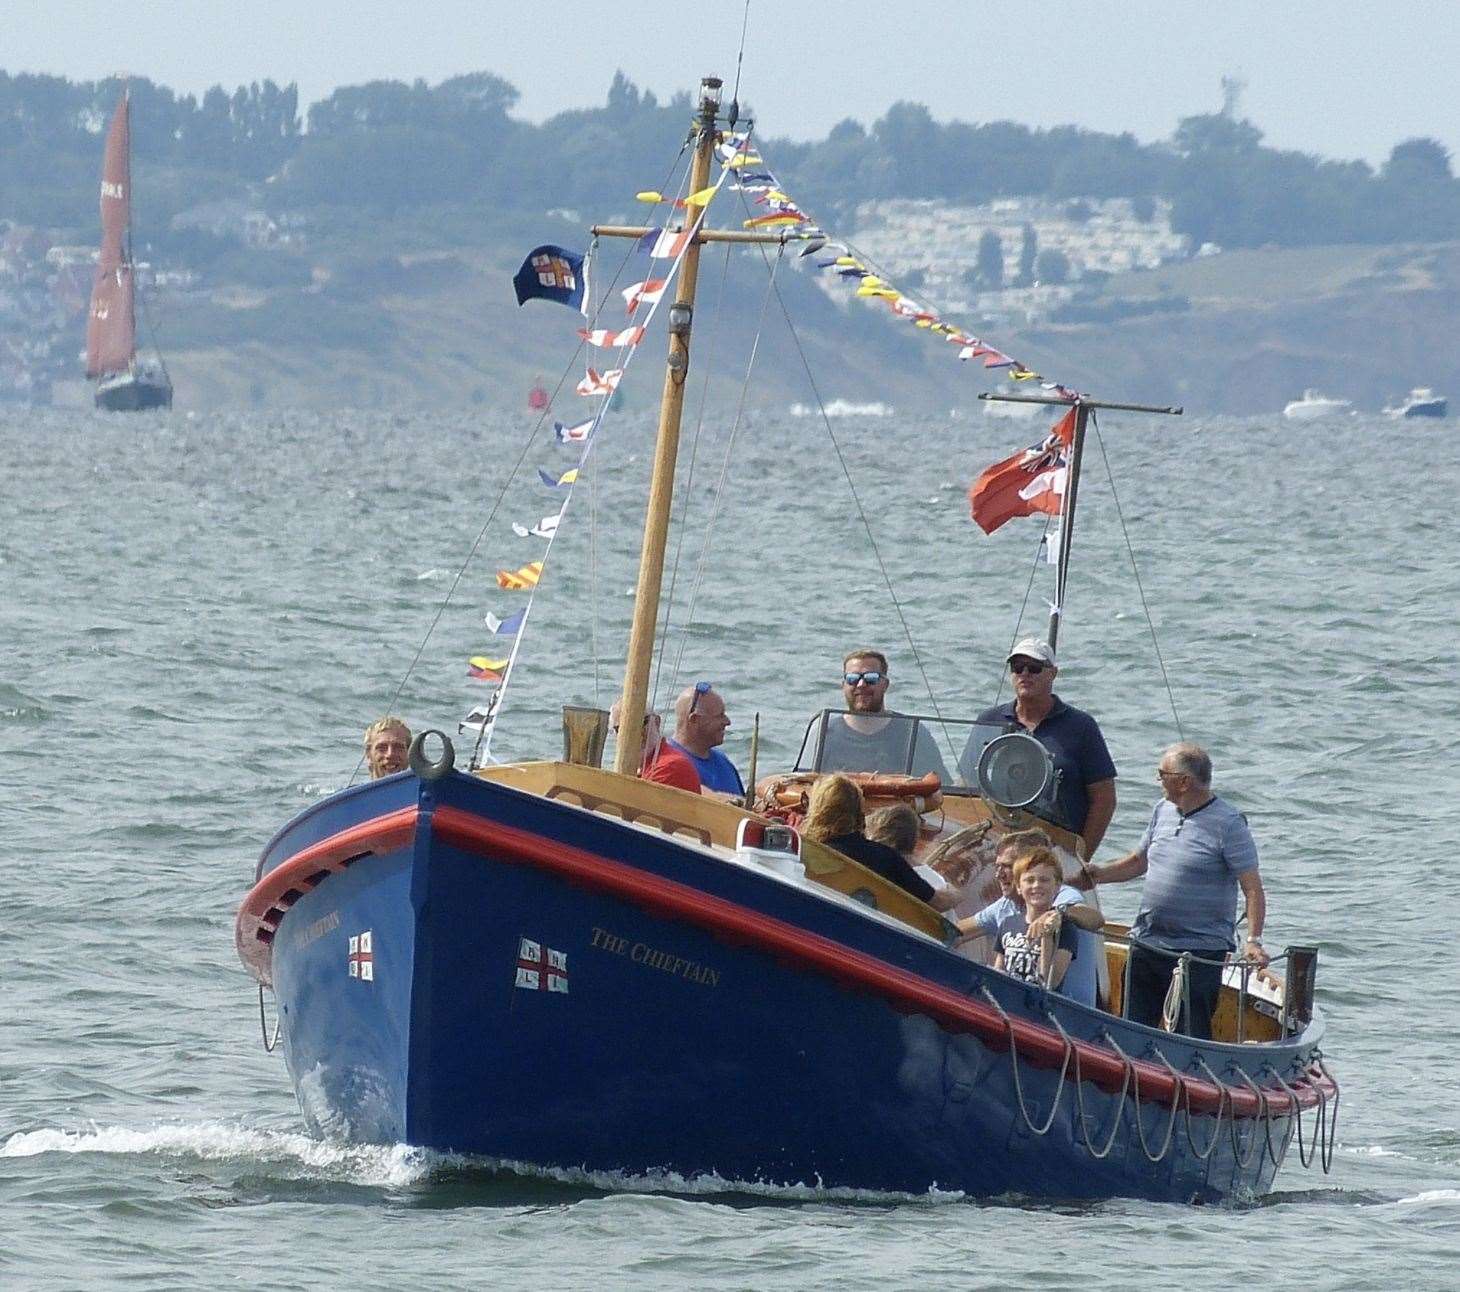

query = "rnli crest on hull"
[[348, 930, 374, 981], [515, 937, 568, 993]]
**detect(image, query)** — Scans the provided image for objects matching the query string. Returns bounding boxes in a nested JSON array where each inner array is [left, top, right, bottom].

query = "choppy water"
[[4, 404, 1458, 1289]]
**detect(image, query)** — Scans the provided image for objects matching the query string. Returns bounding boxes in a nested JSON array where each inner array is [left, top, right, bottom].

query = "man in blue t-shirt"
[[1079, 741, 1268, 1040], [974, 637, 1117, 859], [665, 682, 745, 798]]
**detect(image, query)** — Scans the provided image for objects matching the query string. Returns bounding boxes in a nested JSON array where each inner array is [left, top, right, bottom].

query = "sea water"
[[3, 405, 1458, 1289]]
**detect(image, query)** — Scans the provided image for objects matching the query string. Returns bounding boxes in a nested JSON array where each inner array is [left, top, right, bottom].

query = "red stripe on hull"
[[236, 806, 418, 986], [234, 794, 1332, 1119], [431, 806, 1333, 1119]]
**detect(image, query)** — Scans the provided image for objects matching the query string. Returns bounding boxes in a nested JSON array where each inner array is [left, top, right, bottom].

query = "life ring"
[[755, 771, 943, 815], [847, 771, 943, 807]]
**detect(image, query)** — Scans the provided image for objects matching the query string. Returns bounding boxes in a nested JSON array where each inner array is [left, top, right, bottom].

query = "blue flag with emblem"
[[513, 244, 591, 316]]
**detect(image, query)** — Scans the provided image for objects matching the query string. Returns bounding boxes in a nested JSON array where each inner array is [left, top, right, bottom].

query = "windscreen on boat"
[[794, 711, 1012, 792]]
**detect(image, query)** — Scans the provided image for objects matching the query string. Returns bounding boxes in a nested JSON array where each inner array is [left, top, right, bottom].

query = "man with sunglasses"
[[801, 649, 951, 781], [667, 682, 744, 797], [975, 638, 1117, 860], [1078, 742, 1267, 1039]]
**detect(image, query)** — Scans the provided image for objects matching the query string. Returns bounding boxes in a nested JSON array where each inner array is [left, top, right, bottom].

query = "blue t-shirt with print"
[[971, 884, 1098, 1006]]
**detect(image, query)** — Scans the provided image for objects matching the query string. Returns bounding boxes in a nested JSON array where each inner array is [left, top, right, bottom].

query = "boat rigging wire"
[[651, 228, 742, 708], [134, 276, 172, 387], [1089, 410, 1184, 739], [588, 457, 602, 706], [729, 0, 752, 115], [661, 243, 785, 702], [351, 145, 697, 783], [987, 524, 1059, 711], [742, 201, 957, 756], [471, 150, 727, 766]]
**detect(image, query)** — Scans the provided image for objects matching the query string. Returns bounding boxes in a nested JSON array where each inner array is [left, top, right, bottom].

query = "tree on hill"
[[1034, 248, 1070, 284], [7, 67, 1460, 260], [1383, 137, 1452, 184], [1016, 222, 1037, 287], [975, 230, 1004, 288]]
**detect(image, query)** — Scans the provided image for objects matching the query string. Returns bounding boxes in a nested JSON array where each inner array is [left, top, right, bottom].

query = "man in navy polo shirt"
[[975, 638, 1117, 859], [1079, 741, 1268, 1039], [666, 682, 744, 798]]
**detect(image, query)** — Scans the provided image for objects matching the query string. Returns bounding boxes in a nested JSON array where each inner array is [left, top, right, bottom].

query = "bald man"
[[665, 682, 744, 797]]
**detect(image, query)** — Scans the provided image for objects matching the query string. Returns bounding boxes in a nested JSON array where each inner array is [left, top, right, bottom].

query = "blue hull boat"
[[238, 762, 1336, 1202], [238, 75, 1339, 1205]]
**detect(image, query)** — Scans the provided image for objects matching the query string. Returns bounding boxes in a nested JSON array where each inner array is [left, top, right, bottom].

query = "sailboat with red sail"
[[87, 88, 172, 412]]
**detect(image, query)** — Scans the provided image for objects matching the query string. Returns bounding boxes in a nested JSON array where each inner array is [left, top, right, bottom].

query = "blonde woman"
[[804, 776, 951, 907]]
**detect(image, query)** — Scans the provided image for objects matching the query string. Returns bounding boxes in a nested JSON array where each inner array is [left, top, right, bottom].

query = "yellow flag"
[[684, 185, 718, 207], [1011, 368, 1041, 381], [496, 561, 544, 590]]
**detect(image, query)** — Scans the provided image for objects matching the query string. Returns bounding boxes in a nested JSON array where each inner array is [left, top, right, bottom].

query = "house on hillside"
[[844, 196, 1190, 323]]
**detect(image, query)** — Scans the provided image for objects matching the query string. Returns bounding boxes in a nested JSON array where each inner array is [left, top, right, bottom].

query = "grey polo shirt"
[[1131, 795, 1259, 953]]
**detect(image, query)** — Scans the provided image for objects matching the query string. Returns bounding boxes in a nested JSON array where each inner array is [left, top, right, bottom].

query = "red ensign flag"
[[968, 409, 1077, 535]]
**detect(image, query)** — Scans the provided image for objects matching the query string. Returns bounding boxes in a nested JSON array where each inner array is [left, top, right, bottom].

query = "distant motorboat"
[[1383, 387, 1448, 419], [1282, 390, 1351, 421]]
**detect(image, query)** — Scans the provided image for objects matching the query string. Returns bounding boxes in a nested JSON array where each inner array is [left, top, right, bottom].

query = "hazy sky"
[[12, 1, 1460, 166]]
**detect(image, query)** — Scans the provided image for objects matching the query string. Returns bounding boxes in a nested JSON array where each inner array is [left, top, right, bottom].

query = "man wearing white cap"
[[975, 637, 1116, 859]]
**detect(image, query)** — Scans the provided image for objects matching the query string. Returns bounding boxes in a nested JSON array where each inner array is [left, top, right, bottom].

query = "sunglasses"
[[1156, 769, 1185, 781], [688, 680, 712, 715], [1009, 661, 1048, 676], [843, 671, 884, 687]]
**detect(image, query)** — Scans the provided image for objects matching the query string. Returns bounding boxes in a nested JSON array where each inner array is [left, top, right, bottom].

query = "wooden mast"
[[610, 77, 724, 775]]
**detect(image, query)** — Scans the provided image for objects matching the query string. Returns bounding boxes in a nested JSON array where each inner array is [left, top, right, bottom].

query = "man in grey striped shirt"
[[1077, 741, 1267, 1039]]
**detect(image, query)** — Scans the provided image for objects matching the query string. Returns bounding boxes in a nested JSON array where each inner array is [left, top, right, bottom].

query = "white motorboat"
[[1282, 389, 1352, 421], [1383, 387, 1447, 419]]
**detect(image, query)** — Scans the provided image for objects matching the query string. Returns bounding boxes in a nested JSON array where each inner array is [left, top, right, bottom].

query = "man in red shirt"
[[609, 700, 701, 793]]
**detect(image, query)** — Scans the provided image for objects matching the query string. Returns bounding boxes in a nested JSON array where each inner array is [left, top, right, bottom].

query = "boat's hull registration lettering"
[[590, 926, 721, 987], [293, 909, 340, 951]]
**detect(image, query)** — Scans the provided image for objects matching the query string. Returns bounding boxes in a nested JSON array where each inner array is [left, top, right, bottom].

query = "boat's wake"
[[0, 1121, 431, 1189], [430, 1155, 971, 1206], [0, 1120, 970, 1204]]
